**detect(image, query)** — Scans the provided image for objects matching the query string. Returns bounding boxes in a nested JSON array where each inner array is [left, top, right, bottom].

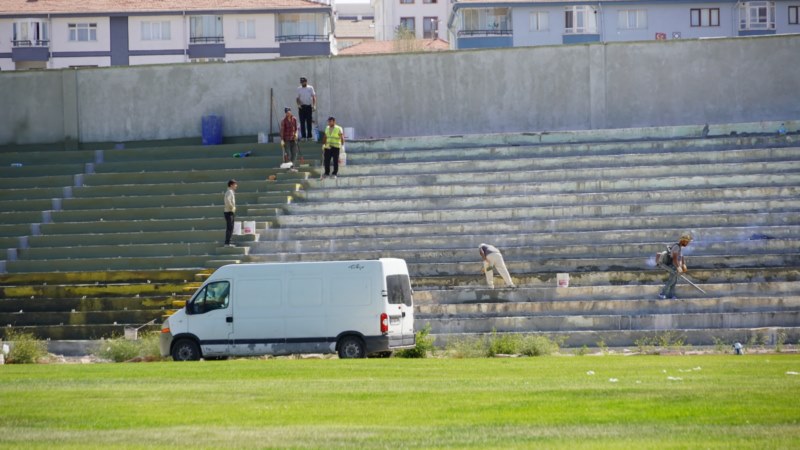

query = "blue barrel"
[[201, 115, 223, 145]]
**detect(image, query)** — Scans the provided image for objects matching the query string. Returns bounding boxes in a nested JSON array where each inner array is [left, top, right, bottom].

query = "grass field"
[[1, 355, 799, 449]]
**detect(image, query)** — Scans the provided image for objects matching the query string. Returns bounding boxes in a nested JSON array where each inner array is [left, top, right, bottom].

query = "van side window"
[[386, 275, 413, 307], [189, 281, 230, 315]]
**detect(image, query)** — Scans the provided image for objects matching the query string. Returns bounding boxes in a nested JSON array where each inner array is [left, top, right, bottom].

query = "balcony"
[[276, 34, 329, 42], [277, 34, 332, 57], [456, 29, 512, 49], [188, 36, 225, 59], [11, 40, 50, 62]]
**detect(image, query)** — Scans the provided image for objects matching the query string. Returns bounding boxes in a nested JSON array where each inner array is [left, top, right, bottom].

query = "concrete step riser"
[[411, 268, 800, 289], [71, 182, 302, 199], [0, 164, 85, 179], [51, 206, 279, 223], [247, 254, 800, 271], [0, 324, 160, 340], [0, 269, 207, 286], [0, 297, 176, 313], [61, 192, 291, 210], [262, 213, 800, 241], [40, 218, 273, 236], [277, 199, 800, 226], [0, 151, 95, 166], [27, 231, 258, 248], [413, 282, 800, 304], [426, 311, 800, 333], [307, 171, 800, 192], [18, 242, 245, 260], [84, 170, 308, 186], [348, 134, 790, 156], [249, 226, 800, 254], [430, 327, 800, 348], [0, 175, 75, 189], [404, 255, 800, 275], [343, 148, 800, 176], [94, 157, 287, 174], [0, 310, 162, 327], [5, 256, 211, 273], [0, 282, 199, 299], [416, 297, 800, 317], [0, 187, 64, 201], [292, 180, 800, 215]]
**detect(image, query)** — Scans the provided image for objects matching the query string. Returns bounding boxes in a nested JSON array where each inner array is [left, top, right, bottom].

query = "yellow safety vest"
[[325, 125, 344, 148]]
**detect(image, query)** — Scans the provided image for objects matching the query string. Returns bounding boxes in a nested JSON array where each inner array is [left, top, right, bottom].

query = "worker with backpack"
[[655, 233, 693, 299]]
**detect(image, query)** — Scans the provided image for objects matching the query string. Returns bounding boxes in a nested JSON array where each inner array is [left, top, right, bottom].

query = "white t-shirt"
[[297, 85, 316, 106]]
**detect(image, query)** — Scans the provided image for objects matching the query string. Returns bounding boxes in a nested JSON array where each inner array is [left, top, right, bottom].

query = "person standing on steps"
[[321, 116, 344, 180], [223, 179, 238, 247], [479, 243, 516, 289], [280, 107, 299, 172], [296, 77, 316, 141], [659, 233, 692, 300]]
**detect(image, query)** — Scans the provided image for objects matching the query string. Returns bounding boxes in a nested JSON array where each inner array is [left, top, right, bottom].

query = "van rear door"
[[385, 274, 415, 347]]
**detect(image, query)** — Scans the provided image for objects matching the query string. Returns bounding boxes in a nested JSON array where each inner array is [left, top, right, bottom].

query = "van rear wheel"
[[171, 339, 201, 361], [338, 336, 366, 359]]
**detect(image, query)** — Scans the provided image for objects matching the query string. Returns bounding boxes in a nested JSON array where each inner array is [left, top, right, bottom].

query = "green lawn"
[[1, 355, 799, 449]]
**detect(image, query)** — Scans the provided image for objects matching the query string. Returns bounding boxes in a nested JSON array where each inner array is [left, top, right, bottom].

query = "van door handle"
[[226, 317, 233, 323], [401, 312, 406, 318]]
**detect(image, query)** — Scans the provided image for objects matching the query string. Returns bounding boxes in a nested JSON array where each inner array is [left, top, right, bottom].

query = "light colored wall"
[[1, 34, 798, 145], [129, 54, 186, 65], [394, 0, 449, 40], [50, 56, 110, 69], [0, 20, 13, 52], [226, 53, 280, 61], [223, 14, 278, 48], [128, 15, 186, 52], [777, 2, 800, 32]]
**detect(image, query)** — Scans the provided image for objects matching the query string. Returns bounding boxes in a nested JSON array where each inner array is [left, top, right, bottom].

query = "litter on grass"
[[667, 376, 683, 381], [786, 371, 799, 375], [586, 370, 595, 375], [609, 378, 619, 383]]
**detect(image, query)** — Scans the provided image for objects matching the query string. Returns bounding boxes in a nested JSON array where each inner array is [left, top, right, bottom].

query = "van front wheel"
[[338, 336, 366, 359], [172, 339, 201, 361]]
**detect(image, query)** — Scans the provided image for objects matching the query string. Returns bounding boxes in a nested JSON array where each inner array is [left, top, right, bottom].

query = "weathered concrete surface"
[[1, 34, 798, 145]]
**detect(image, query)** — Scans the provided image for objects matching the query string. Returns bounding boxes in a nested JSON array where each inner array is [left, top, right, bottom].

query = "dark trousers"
[[224, 212, 235, 245], [299, 105, 313, 139], [324, 146, 340, 176], [660, 265, 678, 298]]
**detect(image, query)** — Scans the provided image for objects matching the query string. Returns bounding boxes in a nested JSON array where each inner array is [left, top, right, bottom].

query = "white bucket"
[[233, 221, 242, 235], [339, 148, 347, 166], [124, 327, 138, 340], [258, 132, 269, 144], [242, 220, 256, 234], [557, 273, 570, 288], [344, 127, 355, 140]]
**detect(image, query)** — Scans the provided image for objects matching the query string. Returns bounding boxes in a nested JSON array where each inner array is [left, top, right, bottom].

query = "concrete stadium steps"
[[82, 169, 309, 187], [0, 174, 74, 189], [17, 242, 247, 260], [0, 163, 88, 178], [416, 296, 800, 318], [57, 192, 292, 210], [0, 149, 96, 166], [241, 131, 800, 346], [38, 217, 275, 235], [25, 230, 260, 247], [346, 135, 792, 163], [409, 268, 800, 290], [342, 146, 800, 174], [433, 328, 800, 348], [5, 255, 222, 273], [70, 181, 304, 198], [0, 269, 204, 340]]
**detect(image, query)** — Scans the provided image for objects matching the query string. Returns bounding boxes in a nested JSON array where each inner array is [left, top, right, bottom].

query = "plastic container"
[[242, 220, 256, 234], [233, 221, 242, 235], [202, 115, 224, 145], [557, 273, 570, 288], [344, 127, 355, 140]]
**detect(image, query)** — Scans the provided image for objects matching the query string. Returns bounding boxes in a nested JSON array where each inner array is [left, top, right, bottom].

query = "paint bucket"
[[233, 221, 242, 235], [242, 221, 256, 234], [557, 273, 570, 288], [258, 132, 269, 144], [344, 127, 355, 140], [124, 327, 138, 340]]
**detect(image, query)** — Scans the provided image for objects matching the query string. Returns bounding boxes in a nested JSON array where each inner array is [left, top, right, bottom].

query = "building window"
[[400, 0, 414, 4], [791, 6, 799, 24], [68, 23, 97, 42], [530, 11, 549, 31], [190, 15, 223, 43], [277, 13, 330, 42], [618, 10, 647, 30], [237, 19, 256, 39], [400, 17, 416, 33], [141, 21, 171, 41], [565, 6, 597, 34], [739, 2, 776, 30], [460, 8, 512, 35], [423, 0, 437, 3], [690, 8, 720, 27], [423, 17, 438, 38], [12, 20, 49, 46]]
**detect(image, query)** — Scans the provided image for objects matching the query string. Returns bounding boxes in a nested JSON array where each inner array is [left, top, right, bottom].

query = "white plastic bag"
[[339, 145, 347, 166]]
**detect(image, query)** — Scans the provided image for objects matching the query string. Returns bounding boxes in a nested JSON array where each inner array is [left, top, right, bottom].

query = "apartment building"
[[0, 0, 336, 71], [373, 0, 451, 41], [447, 0, 800, 49]]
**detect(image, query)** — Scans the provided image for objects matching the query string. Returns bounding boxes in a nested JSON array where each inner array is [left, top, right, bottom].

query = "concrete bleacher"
[[0, 141, 313, 340], [248, 130, 800, 347]]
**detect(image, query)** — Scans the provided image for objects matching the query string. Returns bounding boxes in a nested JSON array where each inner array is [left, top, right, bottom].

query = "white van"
[[160, 258, 415, 360]]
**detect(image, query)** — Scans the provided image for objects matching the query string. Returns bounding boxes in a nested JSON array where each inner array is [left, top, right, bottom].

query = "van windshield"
[[386, 274, 413, 307]]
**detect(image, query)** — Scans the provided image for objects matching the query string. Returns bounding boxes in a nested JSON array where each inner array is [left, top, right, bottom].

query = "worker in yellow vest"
[[321, 116, 345, 180]]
